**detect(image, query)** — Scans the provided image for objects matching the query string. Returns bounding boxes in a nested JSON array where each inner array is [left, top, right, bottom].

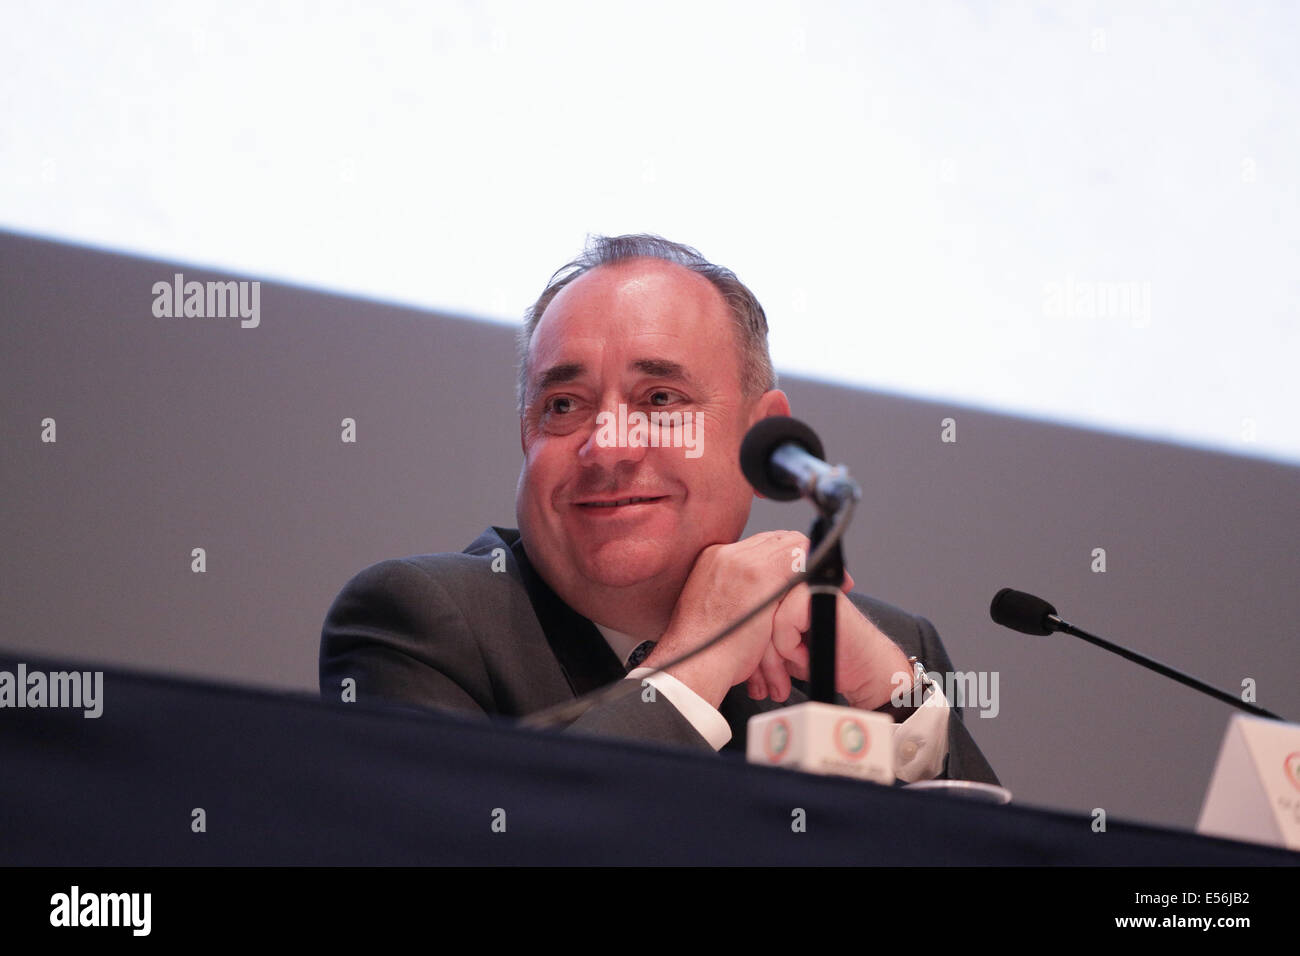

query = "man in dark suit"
[[321, 234, 998, 785]]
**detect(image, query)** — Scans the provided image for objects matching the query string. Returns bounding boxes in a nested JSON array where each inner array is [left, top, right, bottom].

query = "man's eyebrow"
[[630, 358, 698, 388], [530, 362, 587, 400]]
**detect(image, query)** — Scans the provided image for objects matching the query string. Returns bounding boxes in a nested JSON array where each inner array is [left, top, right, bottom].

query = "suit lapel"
[[505, 531, 626, 697]]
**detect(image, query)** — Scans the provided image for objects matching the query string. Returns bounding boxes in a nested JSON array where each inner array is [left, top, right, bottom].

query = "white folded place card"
[[747, 701, 896, 784], [1196, 713, 1300, 851]]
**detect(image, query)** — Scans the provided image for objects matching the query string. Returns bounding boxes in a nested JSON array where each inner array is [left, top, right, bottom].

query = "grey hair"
[[515, 234, 777, 414]]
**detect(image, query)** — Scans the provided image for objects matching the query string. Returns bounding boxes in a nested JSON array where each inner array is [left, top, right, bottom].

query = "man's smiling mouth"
[[576, 495, 669, 509]]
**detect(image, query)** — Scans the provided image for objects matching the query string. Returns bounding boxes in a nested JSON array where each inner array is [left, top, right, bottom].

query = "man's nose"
[[577, 402, 649, 465]]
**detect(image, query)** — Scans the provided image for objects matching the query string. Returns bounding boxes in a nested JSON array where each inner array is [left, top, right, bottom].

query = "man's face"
[[516, 258, 785, 605]]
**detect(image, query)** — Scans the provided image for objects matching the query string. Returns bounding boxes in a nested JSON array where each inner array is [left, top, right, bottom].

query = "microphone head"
[[739, 416, 826, 501], [990, 588, 1060, 636]]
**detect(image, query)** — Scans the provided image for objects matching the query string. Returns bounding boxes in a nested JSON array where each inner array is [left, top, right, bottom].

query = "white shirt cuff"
[[626, 667, 733, 750], [891, 681, 951, 782], [626, 666, 951, 776]]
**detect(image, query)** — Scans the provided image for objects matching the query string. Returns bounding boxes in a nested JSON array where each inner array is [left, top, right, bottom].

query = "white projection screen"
[[3, 0, 1297, 462]]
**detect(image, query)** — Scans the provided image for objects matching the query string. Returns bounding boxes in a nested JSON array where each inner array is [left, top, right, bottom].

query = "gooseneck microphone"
[[990, 587, 1282, 720], [739, 416, 860, 513]]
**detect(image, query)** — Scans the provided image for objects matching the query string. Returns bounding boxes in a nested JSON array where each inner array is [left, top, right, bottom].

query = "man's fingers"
[[759, 642, 791, 702], [772, 583, 811, 658], [733, 530, 811, 575], [783, 648, 810, 682], [747, 671, 768, 701]]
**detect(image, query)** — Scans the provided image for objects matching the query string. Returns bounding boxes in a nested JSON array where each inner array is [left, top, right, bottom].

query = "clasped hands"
[[644, 531, 914, 712]]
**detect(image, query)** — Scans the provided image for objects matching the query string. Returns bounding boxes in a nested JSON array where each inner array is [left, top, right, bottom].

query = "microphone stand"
[[743, 454, 892, 781], [807, 512, 844, 704], [803, 465, 859, 703]]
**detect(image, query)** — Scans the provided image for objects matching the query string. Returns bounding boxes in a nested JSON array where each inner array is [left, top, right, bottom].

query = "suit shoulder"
[[319, 549, 521, 703], [333, 527, 517, 586], [327, 549, 517, 610]]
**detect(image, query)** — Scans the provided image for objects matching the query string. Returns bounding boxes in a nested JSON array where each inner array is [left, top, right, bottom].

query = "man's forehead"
[[525, 280, 742, 408], [559, 256, 719, 298], [530, 260, 734, 358]]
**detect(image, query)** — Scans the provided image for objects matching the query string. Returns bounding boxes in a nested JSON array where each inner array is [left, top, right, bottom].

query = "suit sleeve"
[[320, 558, 717, 752], [565, 684, 717, 752]]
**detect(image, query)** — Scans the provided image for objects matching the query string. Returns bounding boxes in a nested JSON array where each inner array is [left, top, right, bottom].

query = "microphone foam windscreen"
[[990, 587, 1059, 636], [739, 416, 825, 501]]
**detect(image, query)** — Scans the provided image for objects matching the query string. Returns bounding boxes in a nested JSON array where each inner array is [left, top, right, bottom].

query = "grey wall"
[[3, 230, 1296, 831]]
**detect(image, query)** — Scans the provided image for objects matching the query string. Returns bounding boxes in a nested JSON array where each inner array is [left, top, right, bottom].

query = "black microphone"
[[740, 416, 859, 513], [990, 587, 1063, 636], [990, 588, 1282, 720]]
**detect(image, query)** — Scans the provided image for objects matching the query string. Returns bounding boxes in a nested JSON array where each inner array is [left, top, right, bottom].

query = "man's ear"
[[519, 417, 526, 455], [748, 388, 792, 426], [746, 389, 793, 499]]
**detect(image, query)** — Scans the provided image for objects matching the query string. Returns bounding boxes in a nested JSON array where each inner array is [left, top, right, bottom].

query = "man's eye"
[[545, 396, 576, 415], [648, 390, 676, 406]]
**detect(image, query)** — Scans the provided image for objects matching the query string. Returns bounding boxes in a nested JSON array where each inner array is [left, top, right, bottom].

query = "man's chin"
[[571, 537, 680, 589]]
